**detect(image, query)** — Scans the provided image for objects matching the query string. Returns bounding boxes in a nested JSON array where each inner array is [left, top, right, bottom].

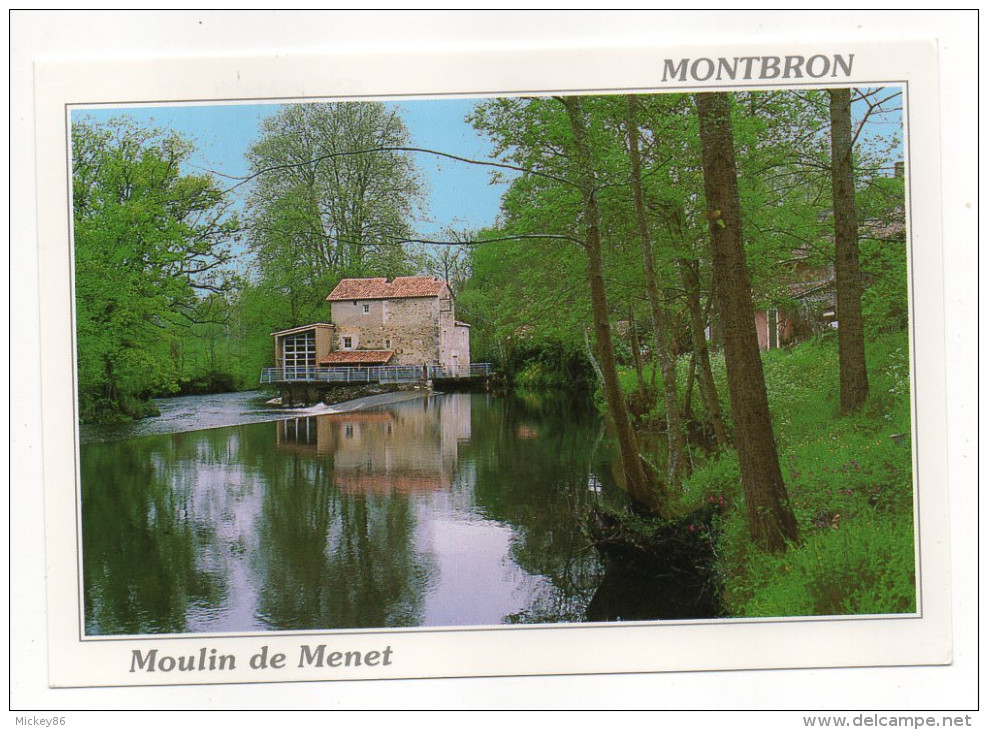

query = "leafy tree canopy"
[[72, 117, 239, 421]]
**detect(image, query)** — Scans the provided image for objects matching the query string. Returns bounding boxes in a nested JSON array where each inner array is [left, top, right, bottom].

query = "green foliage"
[[612, 332, 915, 616], [466, 96, 684, 382], [244, 102, 422, 324], [730, 91, 835, 304], [174, 372, 238, 396], [858, 175, 909, 335], [456, 223, 592, 367], [611, 352, 733, 440], [72, 117, 239, 422], [678, 332, 916, 616], [861, 238, 909, 335], [612, 362, 660, 426], [683, 450, 742, 505], [508, 340, 596, 390], [737, 512, 915, 616]]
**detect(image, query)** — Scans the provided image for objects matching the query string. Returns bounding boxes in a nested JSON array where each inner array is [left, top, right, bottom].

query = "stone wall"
[[450, 324, 471, 374], [329, 296, 441, 365], [438, 292, 471, 375], [383, 297, 442, 365], [330, 300, 385, 352], [324, 287, 471, 371], [438, 313, 471, 375], [331, 299, 385, 329]]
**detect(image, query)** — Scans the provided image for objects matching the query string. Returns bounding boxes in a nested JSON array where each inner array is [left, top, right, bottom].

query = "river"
[[79, 389, 714, 636]]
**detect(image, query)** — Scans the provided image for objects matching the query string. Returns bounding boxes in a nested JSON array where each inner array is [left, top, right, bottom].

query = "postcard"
[[31, 37, 952, 693]]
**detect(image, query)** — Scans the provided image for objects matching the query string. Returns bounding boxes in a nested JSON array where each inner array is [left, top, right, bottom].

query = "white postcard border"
[[33, 41, 950, 689]]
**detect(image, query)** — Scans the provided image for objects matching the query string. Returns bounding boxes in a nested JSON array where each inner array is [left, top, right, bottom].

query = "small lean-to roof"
[[326, 276, 448, 301], [319, 350, 395, 366], [270, 323, 334, 337]]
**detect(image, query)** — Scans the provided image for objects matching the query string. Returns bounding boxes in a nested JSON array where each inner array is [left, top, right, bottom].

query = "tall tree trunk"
[[683, 350, 696, 422], [626, 94, 686, 487], [695, 92, 798, 553], [829, 88, 869, 414], [679, 255, 729, 448], [627, 306, 647, 400], [561, 95, 665, 514]]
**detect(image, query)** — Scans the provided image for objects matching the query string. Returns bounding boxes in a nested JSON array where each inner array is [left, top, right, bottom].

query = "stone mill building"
[[269, 276, 472, 379]]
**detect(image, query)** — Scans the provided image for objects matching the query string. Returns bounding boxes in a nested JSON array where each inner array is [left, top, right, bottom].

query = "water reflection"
[[81, 392, 633, 635], [252, 440, 431, 630], [81, 430, 237, 634], [275, 392, 470, 494]]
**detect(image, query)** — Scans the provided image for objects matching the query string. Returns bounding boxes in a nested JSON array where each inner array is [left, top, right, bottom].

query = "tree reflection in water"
[[82, 430, 233, 635], [81, 392, 650, 635], [463, 392, 627, 623]]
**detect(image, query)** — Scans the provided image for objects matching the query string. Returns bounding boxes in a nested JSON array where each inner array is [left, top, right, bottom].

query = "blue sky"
[[73, 88, 903, 257], [73, 98, 511, 242]]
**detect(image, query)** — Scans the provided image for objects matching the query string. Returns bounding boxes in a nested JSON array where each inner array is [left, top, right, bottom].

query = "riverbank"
[[610, 331, 916, 618]]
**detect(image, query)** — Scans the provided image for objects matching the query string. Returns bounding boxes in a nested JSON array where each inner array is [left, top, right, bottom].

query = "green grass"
[[617, 330, 917, 617], [733, 510, 916, 616]]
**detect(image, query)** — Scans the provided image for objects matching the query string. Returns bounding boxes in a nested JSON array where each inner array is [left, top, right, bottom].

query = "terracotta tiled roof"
[[319, 350, 395, 365], [326, 276, 448, 301], [336, 472, 452, 494], [317, 412, 396, 423]]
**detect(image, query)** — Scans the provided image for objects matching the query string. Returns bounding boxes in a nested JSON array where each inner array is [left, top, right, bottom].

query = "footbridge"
[[260, 363, 494, 405]]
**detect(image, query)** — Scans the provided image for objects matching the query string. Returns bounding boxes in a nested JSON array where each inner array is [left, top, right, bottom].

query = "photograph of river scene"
[[81, 391, 673, 633], [73, 86, 916, 636]]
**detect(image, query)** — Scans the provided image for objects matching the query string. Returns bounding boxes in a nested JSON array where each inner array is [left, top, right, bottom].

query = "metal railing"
[[260, 362, 493, 385], [466, 362, 494, 378]]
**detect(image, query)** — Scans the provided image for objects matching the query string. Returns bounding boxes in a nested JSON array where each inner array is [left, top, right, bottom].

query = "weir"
[[260, 363, 494, 405]]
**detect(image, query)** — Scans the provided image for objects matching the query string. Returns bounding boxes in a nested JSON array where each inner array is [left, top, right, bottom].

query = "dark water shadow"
[[585, 563, 721, 622]]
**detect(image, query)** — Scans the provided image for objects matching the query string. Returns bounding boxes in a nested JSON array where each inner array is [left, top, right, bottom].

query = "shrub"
[[507, 340, 595, 391], [681, 451, 741, 512]]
